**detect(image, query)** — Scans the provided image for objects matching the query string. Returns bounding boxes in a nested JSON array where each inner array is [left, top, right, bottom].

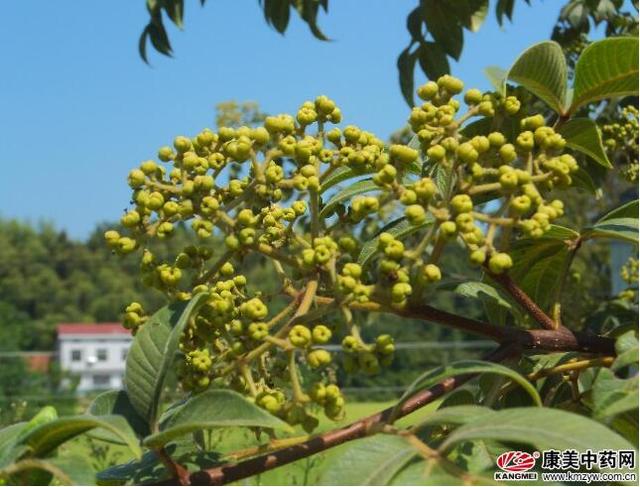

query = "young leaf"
[[87, 389, 151, 440], [318, 434, 417, 485], [125, 293, 208, 426], [506, 41, 567, 114], [558, 117, 612, 168], [143, 390, 289, 448], [319, 179, 379, 218], [18, 415, 141, 459], [583, 200, 639, 244], [439, 407, 636, 453], [571, 37, 639, 113], [484, 65, 507, 92]]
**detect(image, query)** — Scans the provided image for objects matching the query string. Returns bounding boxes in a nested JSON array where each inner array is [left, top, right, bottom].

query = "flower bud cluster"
[[108, 81, 583, 430]]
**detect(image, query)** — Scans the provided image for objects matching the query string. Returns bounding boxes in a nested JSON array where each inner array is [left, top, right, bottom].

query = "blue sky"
[[0, 0, 565, 239]]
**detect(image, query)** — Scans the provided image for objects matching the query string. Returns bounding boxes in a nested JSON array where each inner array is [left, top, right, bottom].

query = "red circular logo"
[[496, 451, 537, 472]]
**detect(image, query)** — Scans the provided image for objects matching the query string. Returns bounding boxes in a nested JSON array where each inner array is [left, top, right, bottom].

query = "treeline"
[[0, 214, 622, 403]]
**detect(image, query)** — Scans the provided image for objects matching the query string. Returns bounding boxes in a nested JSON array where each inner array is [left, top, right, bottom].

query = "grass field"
[[60, 399, 442, 485]]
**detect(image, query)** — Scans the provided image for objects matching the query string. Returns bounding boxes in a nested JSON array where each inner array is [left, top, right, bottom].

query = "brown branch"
[[487, 270, 563, 331], [189, 344, 517, 486], [315, 295, 615, 355], [157, 447, 190, 486]]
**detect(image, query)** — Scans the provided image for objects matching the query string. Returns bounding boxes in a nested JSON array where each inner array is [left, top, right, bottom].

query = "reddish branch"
[[188, 344, 518, 486], [487, 271, 562, 331], [164, 272, 615, 485]]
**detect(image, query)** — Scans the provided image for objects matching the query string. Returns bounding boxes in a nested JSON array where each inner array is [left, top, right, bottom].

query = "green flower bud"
[[289, 325, 312, 348], [307, 349, 332, 368], [488, 252, 513, 274]]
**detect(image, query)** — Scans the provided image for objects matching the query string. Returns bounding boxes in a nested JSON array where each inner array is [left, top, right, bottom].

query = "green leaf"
[[592, 368, 639, 420], [457, 0, 489, 32], [508, 228, 576, 311], [415, 405, 495, 431], [613, 331, 639, 371], [357, 217, 433, 267], [454, 281, 513, 310], [87, 390, 150, 440], [16, 406, 58, 443], [319, 179, 379, 218], [320, 167, 372, 194], [125, 293, 208, 426], [390, 460, 467, 485], [0, 423, 26, 469], [395, 360, 542, 418], [163, 0, 184, 28], [440, 407, 637, 453], [318, 434, 417, 485], [422, 1, 463, 60], [264, 0, 290, 34], [496, 0, 515, 26], [0, 456, 96, 486], [143, 390, 289, 448], [571, 37, 639, 113], [583, 200, 639, 243], [571, 166, 599, 195], [398, 47, 419, 106], [418, 41, 450, 81], [18, 415, 141, 459], [484, 66, 507, 92], [506, 41, 567, 113], [558, 117, 612, 168], [298, 0, 330, 41]]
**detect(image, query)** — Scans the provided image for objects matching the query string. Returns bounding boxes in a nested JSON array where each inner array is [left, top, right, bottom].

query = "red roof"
[[57, 323, 130, 335]]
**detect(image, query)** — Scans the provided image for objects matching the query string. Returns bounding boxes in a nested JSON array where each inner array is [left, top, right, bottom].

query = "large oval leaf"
[[125, 293, 208, 426], [507, 225, 579, 312], [18, 415, 141, 459], [318, 434, 418, 485], [571, 37, 639, 113], [439, 407, 636, 453], [87, 389, 150, 441], [143, 390, 289, 448], [394, 360, 542, 421], [506, 41, 567, 114], [558, 117, 612, 168]]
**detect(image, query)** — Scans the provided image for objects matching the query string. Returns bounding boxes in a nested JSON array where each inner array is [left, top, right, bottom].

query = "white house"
[[57, 323, 132, 392]]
